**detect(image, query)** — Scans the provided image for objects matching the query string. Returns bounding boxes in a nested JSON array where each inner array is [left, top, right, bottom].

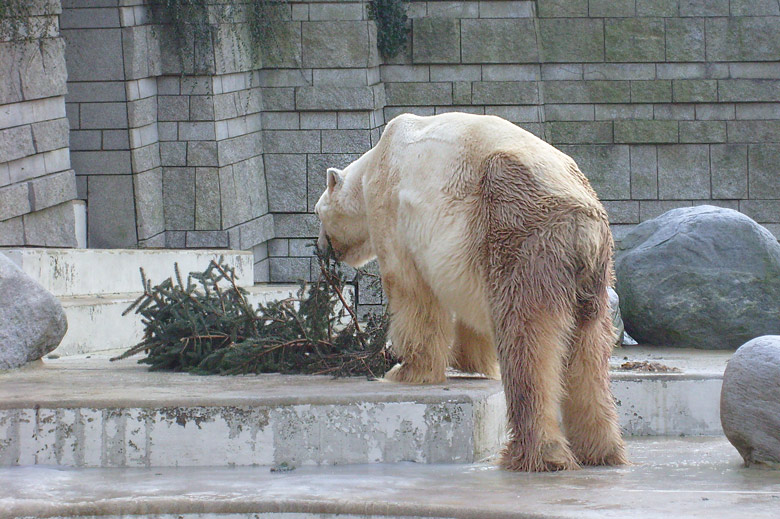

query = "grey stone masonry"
[[381, 0, 780, 244], [0, 0, 78, 247], [4, 0, 780, 298]]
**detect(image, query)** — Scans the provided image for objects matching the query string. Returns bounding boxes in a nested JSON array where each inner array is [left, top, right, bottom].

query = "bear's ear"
[[327, 168, 342, 194]]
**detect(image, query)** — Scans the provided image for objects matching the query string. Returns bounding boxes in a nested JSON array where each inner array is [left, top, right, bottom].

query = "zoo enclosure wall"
[[1, 0, 779, 315]]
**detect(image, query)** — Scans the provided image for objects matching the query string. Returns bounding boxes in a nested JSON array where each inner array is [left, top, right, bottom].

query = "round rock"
[[720, 336, 780, 468], [0, 254, 68, 369], [615, 206, 780, 349]]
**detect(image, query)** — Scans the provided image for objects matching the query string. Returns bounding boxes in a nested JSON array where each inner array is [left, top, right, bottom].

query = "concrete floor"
[[2, 437, 779, 519]]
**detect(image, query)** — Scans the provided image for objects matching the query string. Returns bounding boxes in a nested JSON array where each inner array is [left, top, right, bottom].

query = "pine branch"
[[111, 248, 395, 377]]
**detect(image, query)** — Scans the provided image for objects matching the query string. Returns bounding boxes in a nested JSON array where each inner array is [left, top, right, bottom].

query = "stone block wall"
[[62, 0, 273, 280], [378, 0, 780, 241], [0, 0, 79, 247], [259, 0, 385, 284], [4, 0, 779, 300], [63, 0, 163, 248]]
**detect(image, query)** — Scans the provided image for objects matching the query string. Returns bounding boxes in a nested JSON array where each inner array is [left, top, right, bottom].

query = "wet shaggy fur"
[[315, 112, 628, 472]]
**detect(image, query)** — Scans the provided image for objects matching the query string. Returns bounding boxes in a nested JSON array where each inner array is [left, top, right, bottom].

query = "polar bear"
[[315, 112, 627, 471]]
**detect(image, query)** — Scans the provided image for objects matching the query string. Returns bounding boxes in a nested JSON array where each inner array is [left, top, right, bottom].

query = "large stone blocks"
[[296, 86, 376, 111], [748, 145, 780, 199], [28, 170, 78, 212], [545, 81, 630, 103], [302, 21, 376, 68], [162, 168, 196, 230], [23, 201, 79, 248], [657, 145, 710, 200], [680, 0, 729, 16], [539, 18, 604, 63], [265, 154, 308, 212], [471, 81, 539, 105], [706, 18, 780, 61], [87, 175, 137, 248], [615, 121, 678, 144], [549, 121, 613, 144], [710, 145, 747, 199], [385, 83, 453, 106], [19, 38, 68, 102], [559, 145, 631, 199], [194, 167, 221, 230], [665, 18, 705, 62], [719, 80, 780, 103], [629, 145, 658, 200], [605, 18, 665, 62], [461, 19, 539, 63], [413, 19, 461, 64], [0, 126, 35, 164], [133, 168, 165, 240], [62, 29, 124, 82], [536, 0, 587, 17]]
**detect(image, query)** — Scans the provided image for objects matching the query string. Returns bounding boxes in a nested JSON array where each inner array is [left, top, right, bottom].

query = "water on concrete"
[[2, 437, 779, 519]]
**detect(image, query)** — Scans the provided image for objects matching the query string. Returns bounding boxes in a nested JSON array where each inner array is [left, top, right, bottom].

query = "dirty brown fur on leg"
[[451, 320, 500, 379], [494, 306, 579, 472], [562, 226, 628, 466], [562, 314, 628, 466], [383, 273, 453, 385]]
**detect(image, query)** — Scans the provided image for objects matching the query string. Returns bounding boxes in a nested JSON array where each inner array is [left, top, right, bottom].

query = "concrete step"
[[0, 354, 507, 468], [55, 284, 301, 356], [0, 348, 730, 468], [0, 248, 254, 297], [4, 437, 779, 519]]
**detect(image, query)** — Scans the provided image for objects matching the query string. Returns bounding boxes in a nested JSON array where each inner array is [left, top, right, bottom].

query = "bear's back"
[[379, 113, 599, 207]]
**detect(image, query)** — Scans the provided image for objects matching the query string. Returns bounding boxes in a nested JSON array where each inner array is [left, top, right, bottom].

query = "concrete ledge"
[[0, 357, 507, 467], [0, 248, 254, 297], [0, 348, 729, 468], [3, 438, 779, 519]]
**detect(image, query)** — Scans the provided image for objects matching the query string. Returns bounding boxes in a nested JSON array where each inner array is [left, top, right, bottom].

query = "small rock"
[[615, 206, 780, 349], [608, 287, 624, 348], [0, 254, 68, 369], [720, 336, 780, 468]]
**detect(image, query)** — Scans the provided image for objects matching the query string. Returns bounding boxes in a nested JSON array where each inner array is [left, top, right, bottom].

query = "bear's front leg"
[[382, 273, 453, 385]]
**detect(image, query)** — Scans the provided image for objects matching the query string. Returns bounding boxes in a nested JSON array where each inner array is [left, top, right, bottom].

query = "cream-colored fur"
[[315, 112, 627, 471]]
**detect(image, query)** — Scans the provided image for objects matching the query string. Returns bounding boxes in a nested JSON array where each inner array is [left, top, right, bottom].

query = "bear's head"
[[315, 167, 374, 268]]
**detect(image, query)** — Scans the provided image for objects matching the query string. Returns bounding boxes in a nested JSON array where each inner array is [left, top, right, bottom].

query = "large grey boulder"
[[615, 206, 780, 349], [0, 254, 67, 369], [720, 336, 780, 468]]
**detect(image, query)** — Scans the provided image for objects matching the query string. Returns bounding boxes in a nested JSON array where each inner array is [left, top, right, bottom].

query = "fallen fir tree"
[[111, 248, 395, 377]]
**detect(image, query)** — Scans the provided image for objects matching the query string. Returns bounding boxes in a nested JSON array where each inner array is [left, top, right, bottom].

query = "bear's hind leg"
[[562, 303, 628, 467], [495, 307, 579, 472], [383, 274, 452, 385], [450, 320, 499, 379]]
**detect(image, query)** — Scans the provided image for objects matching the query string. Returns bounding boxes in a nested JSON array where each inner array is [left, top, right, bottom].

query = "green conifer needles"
[[112, 249, 394, 378]]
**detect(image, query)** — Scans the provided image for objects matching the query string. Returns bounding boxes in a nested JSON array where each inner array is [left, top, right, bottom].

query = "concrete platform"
[[0, 347, 730, 468], [2, 437, 778, 519], [0, 354, 507, 468]]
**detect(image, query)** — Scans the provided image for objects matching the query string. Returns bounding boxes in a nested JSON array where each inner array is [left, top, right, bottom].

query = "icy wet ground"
[[3, 437, 779, 519]]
